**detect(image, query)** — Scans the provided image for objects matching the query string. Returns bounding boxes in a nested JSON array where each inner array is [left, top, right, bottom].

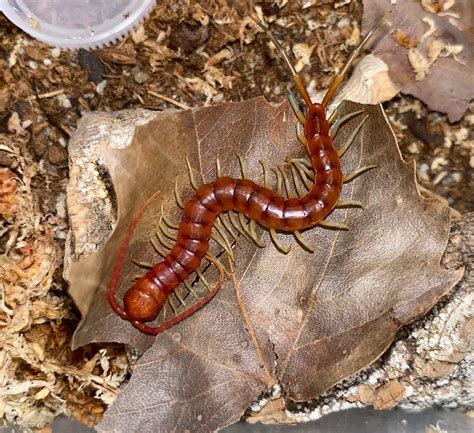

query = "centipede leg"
[[270, 228, 291, 254], [318, 220, 349, 230], [295, 122, 307, 147], [293, 230, 315, 253], [159, 220, 178, 241], [196, 268, 211, 291], [343, 165, 378, 183], [162, 213, 179, 230], [337, 114, 369, 158], [294, 160, 314, 189], [184, 279, 200, 301], [131, 260, 153, 270], [237, 154, 249, 179], [259, 160, 271, 189], [336, 200, 364, 209], [151, 237, 169, 258], [290, 163, 306, 197], [278, 166, 293, 198], [216, 155, 222, 177], [175, 178, 184, 209], [330, 110, 365, 139], [272, 167, 283, 196], [239, 212, 265, 247], [218, 215, 240, 244], [211, 226, 235, 261], [156, 226, 175, 250], [284, 88, 307, 126], [229, 211, 253, 243], [185, 157, 200, 190]]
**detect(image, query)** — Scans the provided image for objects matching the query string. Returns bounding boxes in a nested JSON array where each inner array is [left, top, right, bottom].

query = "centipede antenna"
[[293, 230, 315, 253], [284, 88, 307, 125], [295, 122, 307, 147], [175, 178, 184, 209], [321, 14, 388, 108], [318, 220, 349, 230], [216, 155, 222, 177], [185, 156, 200, 190], [253, 18, 313, 108], [343, 165, 378, 183], [272, 167, 283, 196], [290, 163, 306, 197], [270, 228, 291, 254], [337, 114, 370, 158], [239, 212, 265, 247], [337, 199, 364, 209], [237, 154, 249, 179], [150, 237, 169, 258], [259, 160, 271, 189]]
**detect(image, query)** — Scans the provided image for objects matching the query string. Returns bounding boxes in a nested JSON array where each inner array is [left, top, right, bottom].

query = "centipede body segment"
[[108, 15, 388, 334]]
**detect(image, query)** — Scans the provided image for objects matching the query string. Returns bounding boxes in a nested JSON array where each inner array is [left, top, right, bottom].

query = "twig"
[[148, 91, 190, 110]]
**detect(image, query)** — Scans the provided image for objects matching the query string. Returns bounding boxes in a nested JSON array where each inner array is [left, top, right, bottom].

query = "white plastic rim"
[[0, 0, 157, 49]]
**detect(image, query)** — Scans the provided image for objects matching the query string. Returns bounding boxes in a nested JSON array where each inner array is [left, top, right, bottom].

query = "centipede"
[[108, 15, 388, 335]]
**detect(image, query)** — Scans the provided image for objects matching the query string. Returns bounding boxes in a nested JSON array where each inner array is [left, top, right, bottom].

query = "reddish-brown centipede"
[[108, 16, 388, 334]]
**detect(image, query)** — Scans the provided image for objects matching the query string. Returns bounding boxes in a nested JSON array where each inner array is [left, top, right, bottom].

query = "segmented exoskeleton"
[[108, 16, 388, 334]]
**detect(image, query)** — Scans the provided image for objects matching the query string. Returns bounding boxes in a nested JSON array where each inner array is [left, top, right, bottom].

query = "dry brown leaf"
[[65, 99, 462, 432], [363, 0, 474, 122]]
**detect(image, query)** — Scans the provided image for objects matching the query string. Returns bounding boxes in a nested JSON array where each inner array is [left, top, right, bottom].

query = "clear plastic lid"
[[0, 0, 157, 49]]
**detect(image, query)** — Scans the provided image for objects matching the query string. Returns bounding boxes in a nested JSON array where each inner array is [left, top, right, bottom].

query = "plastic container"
[[0, 0, 156, 49]]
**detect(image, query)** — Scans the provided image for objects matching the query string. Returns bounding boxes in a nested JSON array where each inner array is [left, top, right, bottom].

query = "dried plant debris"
[[64, 99, 462, 432], [385, 96, 473, 213], [363, 0, 474, 122], [0, 124, 130, 430]]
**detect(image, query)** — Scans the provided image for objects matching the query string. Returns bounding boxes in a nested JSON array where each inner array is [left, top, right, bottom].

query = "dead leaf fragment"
[[363, 0, 474, 121]]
